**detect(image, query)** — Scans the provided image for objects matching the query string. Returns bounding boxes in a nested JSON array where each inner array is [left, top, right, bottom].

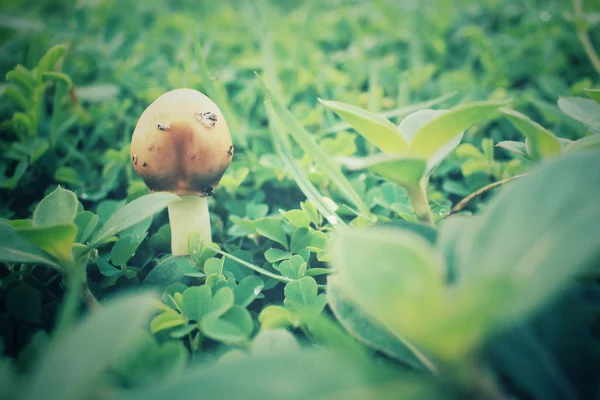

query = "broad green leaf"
[[584, 88, 600, 104], [204, 257, 224, 276], [565, 135, 600, 153], [234, 276, 264, 307], [284, 277, 327, 315], [0, 224, 61, 269], [33, 186, 78, 226], [399, 109, 462, 175], [54, 167, 81, 185], [337, 155, 427, 188], [409, 100, 508, 159], [96, 258, 123, 278], [202, 306, 253, 344], [258, 305, 294, 330], [457, 151, 600, 317], [281, 209, 310, 229], [36, 43, 68, 78], [330, 228, 444, 351], [6, 283, 42, 323], [318, 98, 409, 153], [182, 286, 212, 322], [110, 233, 147, 266], [254, 217, 288, 248], [15, 223, 77, 266], [118, 349, 438, 400], [150, 312, 186, 334], [250, 329, 300, 355], [89, 192, 179, 248], [23, 291, 158, 400], [260, 80, 369, 213], [204, 287, 235, 320], [500, 108, 561, 160], [264, 248, 292, 263], [144, 256, 203, 286], [290, 228, 313, 254], [496, 140, 529, 158], [558, 96, 600, 134], [276, 255, 307, 280], [327, 279, 427, 370]]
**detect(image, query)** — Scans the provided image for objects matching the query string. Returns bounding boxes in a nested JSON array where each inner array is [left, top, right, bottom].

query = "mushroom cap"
[[130, 88, 233, 196]]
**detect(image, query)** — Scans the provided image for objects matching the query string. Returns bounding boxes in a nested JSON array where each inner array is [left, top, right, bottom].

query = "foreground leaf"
[[23, 291, 158, 400], [0, 224, 61, 269]]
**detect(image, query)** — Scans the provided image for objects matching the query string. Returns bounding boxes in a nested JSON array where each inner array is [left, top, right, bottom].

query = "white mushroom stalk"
[[130, 88, 234, 256]]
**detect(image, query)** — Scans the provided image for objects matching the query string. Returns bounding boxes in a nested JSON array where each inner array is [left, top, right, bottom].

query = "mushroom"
[[130, 88, 234, 256]]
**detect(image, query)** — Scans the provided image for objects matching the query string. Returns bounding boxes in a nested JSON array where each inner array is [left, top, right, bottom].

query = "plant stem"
[[406, 183, 435, 226], [168, 196, 211, 256], [447, 174, 526, 216], [212, 247, 327, 289], [53, 268, 83, 337], [573, 0, 600, 75]]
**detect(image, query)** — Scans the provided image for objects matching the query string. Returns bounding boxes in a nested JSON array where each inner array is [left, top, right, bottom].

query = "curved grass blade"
[[258, 74, 369, 213], [266, 101, 348, 232]]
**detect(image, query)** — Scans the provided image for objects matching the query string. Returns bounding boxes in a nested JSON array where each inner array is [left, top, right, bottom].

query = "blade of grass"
[[257, 73, 369, 214], [192, 28, 246, 147], [265, 100, 348, 232]]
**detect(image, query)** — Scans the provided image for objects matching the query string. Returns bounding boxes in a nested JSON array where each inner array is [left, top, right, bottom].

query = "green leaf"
[[337, 155, 427, 188], [318, 98, 409, 154], [23, 291, 158, 400], [203, 257, 224, 276], [254, 217, 288, 248], [276, 255, 307, 280], [258, 305, 294, 330], [281, 209, 310, 229], [6, 283, 42, 323], [6, 65, 34, 96], [118, 349, 438, 400], [74, 212, 98, 243], [0, 224, 61, 269], [290, 228, 313, 254], [33, 186, 78, 226], [36, 43, 68, 79], [558, 96, 600, 134], [496, 140, 529, 158], [201, 306, 253, 344], [234, 276, 264, 307], [204, 287, 235, 320], [565, 134, 600, 153], [2, 85, 30, 110], [144, 256, 203, 286], [110, 233, 147, 266], [89, 192, 179, 248], [41, 71, 72, 88], [584, 88, 600, 104], [330, 228, 444, 354], [182, 285, 212, 322], [400, 109, 463, 175], [260, 80, 368, 213], [15, 223, 77, 266], [409, 100, 508, 159], [54, 167, 82, 186], [150, 312, 186, 334], [264, 248, 292, 263], [327, 278, 427, 370], [500, 108, 561, 160], [284, 277, 327, 315]]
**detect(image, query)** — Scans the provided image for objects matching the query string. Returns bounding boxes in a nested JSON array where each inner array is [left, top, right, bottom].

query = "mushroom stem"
[[168, 196, 212, 256]]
